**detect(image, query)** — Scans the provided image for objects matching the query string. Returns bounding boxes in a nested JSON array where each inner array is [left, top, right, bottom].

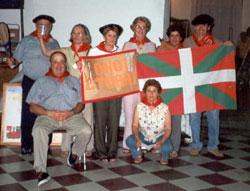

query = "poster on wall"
[[0, 83, 62, 146]]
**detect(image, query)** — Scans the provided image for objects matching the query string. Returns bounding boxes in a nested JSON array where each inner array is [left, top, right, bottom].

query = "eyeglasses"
[[135, 25, 146, 30], [72, 32, 84, 36]]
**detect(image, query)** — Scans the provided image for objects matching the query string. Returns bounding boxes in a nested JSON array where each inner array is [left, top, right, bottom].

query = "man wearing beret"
[[183, 14, 234, 158], [7, 15, 59, 155]]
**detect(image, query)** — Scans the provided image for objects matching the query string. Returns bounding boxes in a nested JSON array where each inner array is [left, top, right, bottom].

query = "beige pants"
[[61, 103, 94, 152], [32, 114, 92, 172]]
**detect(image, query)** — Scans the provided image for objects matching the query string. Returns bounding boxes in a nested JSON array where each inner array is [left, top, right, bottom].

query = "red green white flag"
[[136, 44, 236, 115]]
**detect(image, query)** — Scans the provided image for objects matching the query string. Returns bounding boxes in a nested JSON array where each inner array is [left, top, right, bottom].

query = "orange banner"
[[80, 49, 139, 103]]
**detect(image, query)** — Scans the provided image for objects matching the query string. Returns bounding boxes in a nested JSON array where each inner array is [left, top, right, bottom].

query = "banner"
[[136, 44, 237, 115], [80, 49, 139, 103]]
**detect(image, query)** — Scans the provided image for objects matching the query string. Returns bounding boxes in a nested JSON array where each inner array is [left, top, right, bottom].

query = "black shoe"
[[67, 145, 77, 167], [37, 172, 50, 187], [21, 148, 32, 155]]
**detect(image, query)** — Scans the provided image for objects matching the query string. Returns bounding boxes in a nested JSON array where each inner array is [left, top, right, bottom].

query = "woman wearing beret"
[[122, 16, 156, 154], [88, 24, 123, 162], [39, 24, 94, 158]]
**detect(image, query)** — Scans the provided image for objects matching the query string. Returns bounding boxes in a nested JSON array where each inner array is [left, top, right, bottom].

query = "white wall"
[[0, 0, 169, 48]]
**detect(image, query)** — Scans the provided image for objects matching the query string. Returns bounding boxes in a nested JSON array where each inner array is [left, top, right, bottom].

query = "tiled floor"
[[0, 126, 249, 191], [0, 80, 249, 191]]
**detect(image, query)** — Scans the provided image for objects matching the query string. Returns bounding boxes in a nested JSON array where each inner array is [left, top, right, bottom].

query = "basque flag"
[[136, 44, 236, 115]]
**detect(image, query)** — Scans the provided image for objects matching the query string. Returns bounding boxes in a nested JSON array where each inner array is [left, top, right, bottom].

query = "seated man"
[[26, 51, 92, 187]]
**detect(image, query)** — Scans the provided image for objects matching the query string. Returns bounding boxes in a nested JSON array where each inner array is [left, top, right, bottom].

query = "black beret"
[[32, 14, 55, 24], [191, 14, 214, 26], [99, 24, 123, 36]]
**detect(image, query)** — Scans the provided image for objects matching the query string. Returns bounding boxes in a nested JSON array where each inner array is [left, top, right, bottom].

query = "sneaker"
[[67, 145, 77, 167], [208, 149, 224, 158], [37, 172, 50, 187], [189, 148, 201, 156]]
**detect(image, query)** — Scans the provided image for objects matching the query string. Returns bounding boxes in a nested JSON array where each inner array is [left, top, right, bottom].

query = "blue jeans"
[[190, 110, 220, 150], [126, 132, 173, 161]]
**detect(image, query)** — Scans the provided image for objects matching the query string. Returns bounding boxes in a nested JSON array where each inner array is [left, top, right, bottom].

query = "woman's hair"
[[69, 24, 91, 43], [50, 51, 67, 63], [143, 79, 162, 94], [166, 25, 184, 39], [130, 16, 151, 32], [99, 24, 123, 37]]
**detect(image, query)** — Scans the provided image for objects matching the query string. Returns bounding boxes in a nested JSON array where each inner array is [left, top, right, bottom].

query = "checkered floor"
[[1, 85, 250, 191], [0, 127, 249, 191]]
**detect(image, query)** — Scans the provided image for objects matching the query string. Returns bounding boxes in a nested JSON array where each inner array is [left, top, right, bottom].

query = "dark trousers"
[[21, 75, 52, 150], [93, 97, 122, 159], [21, 75, 36, 150]]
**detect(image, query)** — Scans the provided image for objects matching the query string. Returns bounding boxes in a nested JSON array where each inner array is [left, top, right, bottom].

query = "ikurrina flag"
[[136, 44, 236, 115]]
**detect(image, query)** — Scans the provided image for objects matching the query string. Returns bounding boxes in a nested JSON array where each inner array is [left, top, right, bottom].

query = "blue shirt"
[[13, 35, 59, 80], [26, 75, 82, 111]]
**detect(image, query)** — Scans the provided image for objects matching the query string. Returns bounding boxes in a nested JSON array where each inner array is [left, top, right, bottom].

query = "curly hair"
[[143, 79, 162, 94], [166, 25, 184, 39], [130, 16, 151, 33]]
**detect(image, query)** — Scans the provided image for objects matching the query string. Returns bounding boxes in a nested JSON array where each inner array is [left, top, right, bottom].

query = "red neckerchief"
[[160, 41, 183, 50], [141, 96, 163, 107], [129, 35, 150, 46], [96, 41, 118, 53], [71, 42, 91, 59], [192, 32, 216, 47], [46, 68, 70, 83], [30, 31, 52, 43]]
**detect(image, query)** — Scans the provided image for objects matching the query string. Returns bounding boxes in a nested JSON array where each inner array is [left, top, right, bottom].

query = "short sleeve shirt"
[[26, 75, 82, 111], [13, 35, 59, 80]]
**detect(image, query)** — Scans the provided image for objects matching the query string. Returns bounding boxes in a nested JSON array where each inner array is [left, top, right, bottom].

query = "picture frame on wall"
[[1, 83, 22, 145], [0, 83, 62, 145]]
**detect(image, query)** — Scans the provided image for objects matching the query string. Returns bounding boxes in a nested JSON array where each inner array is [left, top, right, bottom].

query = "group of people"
[[7, 13, 234, 187]]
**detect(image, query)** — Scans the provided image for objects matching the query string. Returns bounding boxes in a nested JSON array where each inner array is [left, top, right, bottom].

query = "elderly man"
[[26, 51, 92, 186], [7, 15, 59, 155], [183, 14, 234, 158]]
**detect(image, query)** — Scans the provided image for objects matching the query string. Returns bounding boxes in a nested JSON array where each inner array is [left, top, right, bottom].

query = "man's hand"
[[47, 110, 74, 121], [223, 41, 234, 47], [37, 28, 43, 39], [6, 57, 16, 68]]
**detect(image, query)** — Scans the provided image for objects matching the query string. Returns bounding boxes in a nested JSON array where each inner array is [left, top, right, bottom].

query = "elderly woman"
[[88, 24, 123, 162], [122, 16, 156, 153], [39, 24, 94, 157], [157, 25, 184, 51], [157, 25, 185, 159], [126, 79, 173, 164]]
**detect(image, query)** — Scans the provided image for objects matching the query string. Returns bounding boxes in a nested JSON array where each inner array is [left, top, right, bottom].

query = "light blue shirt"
[[26, 75, 82, 111], [13, 35, 59, 80]]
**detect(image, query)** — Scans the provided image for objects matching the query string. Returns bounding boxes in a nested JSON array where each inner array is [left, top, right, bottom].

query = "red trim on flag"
[[210, 51, 235, 71], [136, 61, 166, 78], [151, 50, 181, 70], [210, 82, 236, 100], [82, 49, 137, 60], [168, 94, 184, 115], [191, 44, 221, 68], [195, 92, 227, 112]]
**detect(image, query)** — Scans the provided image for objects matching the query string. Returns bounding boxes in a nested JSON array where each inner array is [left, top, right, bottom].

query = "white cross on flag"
[[136, 44, 236, 115]]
